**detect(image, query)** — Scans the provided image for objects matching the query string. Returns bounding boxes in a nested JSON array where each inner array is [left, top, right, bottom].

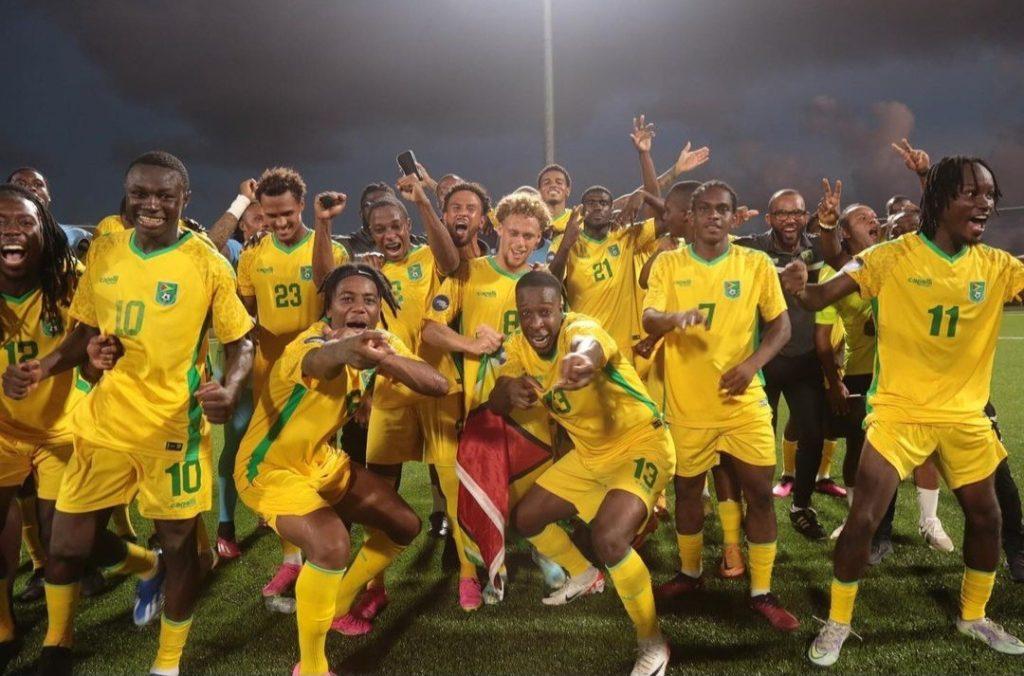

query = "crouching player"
[[234, 263, 448, 676], [490, 271, 674, 676]]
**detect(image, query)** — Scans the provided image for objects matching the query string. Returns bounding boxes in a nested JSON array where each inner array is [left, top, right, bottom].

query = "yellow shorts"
[[535, 429, 675, 523], [670, 415, 776, 478], [57, 438, 212, 520], [866, 418, 1007, 490], [367, 405, 423, 465], [238, 447, 352, 529], [421, 393, 462, 467], [0, 436, 72, 500]]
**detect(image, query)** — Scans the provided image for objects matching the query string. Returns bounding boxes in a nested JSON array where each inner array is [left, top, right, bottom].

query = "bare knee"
[[307, 537, 349, 570], [389, 506, 421, 547], [964, 501, 1001, 538], [591, 527, 630, 567]]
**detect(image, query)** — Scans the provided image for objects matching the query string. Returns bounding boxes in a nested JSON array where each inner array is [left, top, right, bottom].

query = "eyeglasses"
[[769, 210, 808, 220]]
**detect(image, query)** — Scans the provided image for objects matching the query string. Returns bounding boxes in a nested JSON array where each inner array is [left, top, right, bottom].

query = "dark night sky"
[[3, 1, 1023, 247]]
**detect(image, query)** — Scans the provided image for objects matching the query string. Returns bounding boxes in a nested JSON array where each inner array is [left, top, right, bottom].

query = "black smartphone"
[[397, 150, 420, 178]]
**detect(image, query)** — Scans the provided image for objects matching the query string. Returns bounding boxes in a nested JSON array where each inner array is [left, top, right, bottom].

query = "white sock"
[[816, 473, 830, 482], [846, 486, 854, 508], [917, 487, 940, 524]]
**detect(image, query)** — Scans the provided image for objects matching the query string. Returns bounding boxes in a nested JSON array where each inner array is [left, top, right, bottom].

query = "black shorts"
[[825, 373, 872, 439]]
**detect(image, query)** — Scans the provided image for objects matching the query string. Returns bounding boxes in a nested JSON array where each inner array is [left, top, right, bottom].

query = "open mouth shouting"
[[0, 243, 27, 267], [967, 212, 989, 238]]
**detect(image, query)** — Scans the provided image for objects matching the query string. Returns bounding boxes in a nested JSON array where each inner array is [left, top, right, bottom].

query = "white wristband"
[[227, 194, 251, 220]]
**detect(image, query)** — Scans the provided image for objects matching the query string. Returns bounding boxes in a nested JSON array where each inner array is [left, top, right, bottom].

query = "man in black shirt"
[[735, 187, 843, 540]]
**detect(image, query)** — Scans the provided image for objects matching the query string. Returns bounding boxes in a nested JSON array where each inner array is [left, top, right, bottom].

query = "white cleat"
[[631, 636, 670, 676], [807, 618, 852, 667], [919, 517, 955, 553], [541, 566, 604, 606], [957, 617, 1024, 655]]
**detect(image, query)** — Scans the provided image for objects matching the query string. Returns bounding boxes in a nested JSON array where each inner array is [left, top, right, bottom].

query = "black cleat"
[[37, 645, 72, 676], [790, 508, 827, 541], [428, 511, 450, 538], [80, 567, 107, 598], [16, 568, 45, 603], [868, 537, 894, 566], [1007, 551, 1024, 582]]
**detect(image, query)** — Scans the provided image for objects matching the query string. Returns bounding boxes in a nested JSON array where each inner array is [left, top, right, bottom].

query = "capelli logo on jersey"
[[969, 281, 986, 303], [257, 266, 273, 274], [908, 277, 932, 287], [476, 290, 498, 298], [674, 279, 692, 287], [99, 275, 119, 285]]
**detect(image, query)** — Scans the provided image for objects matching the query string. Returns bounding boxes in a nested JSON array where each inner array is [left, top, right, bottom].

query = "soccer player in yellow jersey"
[[237, 167, 348, 599], [642, 180, 800, 632], [0, 184, 89, 662], [489, 271, 673, 676], [423, 190, 568, 595], [784, 157, 1024, 665], [234, 264, 446, 676], [3, 152, 254, 675], [537, 164, 573, 236]]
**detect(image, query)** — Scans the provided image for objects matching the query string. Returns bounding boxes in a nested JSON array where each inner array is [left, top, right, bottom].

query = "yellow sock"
[[748, 541, 776, 596], [437, 464, 478, 579], [103, 542, 158, 580], [18, 496, 46, 570], [151, 614, 192, 675], [334, 529, 405, 615], [0, 578, 14, 643], [281, 537, 303, 565], [676, 531, 703, 578], [607, 549, 659, 640], [960, 567, 996, 622], [818, 439, 838, 479], [42, 582, 80, 648], [295, 563, 344, 675], [718, 500, 743, 546], [527, 524, 591, 578], [111, 503, 137, 540], [782, 438, 797, 476], [829, 578, 859, 625]]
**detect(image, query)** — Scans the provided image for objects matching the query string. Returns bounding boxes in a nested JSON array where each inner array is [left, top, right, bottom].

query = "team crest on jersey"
[[300, 266, 313, 281], [155, 281, 178, 306], [724, 280, 741, 298], [969, 281, 986, 303], [41, 317, 61, 337], [608, 244, 621, 257], [408, 263, 423, 281], [432, 295, 450, 311]]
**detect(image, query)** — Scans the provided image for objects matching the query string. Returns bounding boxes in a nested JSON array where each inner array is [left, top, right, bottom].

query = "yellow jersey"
[[424, 255, 528, 412], [500, 313, 662, 465], [549, 208, 572, 235], [816, 265, 873, 376], [845, 233, 1024, 424], [377, 244, 460, 406], [236, 322, 410, 483], [68, 230, 253, 458], [236, 230, 348, 339], [645, 244, 787, 427], [1, 288, 88, 445], [551, 219, 657, 360]]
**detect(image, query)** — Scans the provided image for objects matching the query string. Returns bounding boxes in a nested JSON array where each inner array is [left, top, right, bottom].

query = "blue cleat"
[[133, 564, 165, 627]]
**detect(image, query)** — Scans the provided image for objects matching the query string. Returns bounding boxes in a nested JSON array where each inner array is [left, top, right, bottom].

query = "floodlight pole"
[[543, 0, 555, 165]]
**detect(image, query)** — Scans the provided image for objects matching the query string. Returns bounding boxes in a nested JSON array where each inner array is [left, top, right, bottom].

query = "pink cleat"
[[772, 476, 794, 498], [459, 578, 483, 611], [815, 478, 848, 498], [261, 563, 301, 597], [331, 612, 373, 636], [292, 663, 337, 676], [216, 537, 241, 560], [352, 585, 389, 621]]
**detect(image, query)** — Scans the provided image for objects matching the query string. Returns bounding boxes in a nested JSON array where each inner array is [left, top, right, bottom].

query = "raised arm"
[[301, 330, 391, 382], [378, 351, 449, 397], [780, 260, 861, 311], [555, 335, 606, 391], [816, 178, 848, 270], [397, 174, 460, 277], [421, 320, 503, 358], [207, 179, 257, 252], [891, 138, 930, 190], [312, 191, 349, 288], [546, 205, 583, 279]]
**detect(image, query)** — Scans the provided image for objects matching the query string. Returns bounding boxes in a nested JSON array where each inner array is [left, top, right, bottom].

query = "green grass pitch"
[[6, 311, 1024, 674]]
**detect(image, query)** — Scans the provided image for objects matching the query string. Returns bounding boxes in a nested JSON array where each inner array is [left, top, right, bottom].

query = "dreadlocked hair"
[[919, 156, 1001, 239], [317, 262, 400, 329], [0, 184, 77, 343]]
